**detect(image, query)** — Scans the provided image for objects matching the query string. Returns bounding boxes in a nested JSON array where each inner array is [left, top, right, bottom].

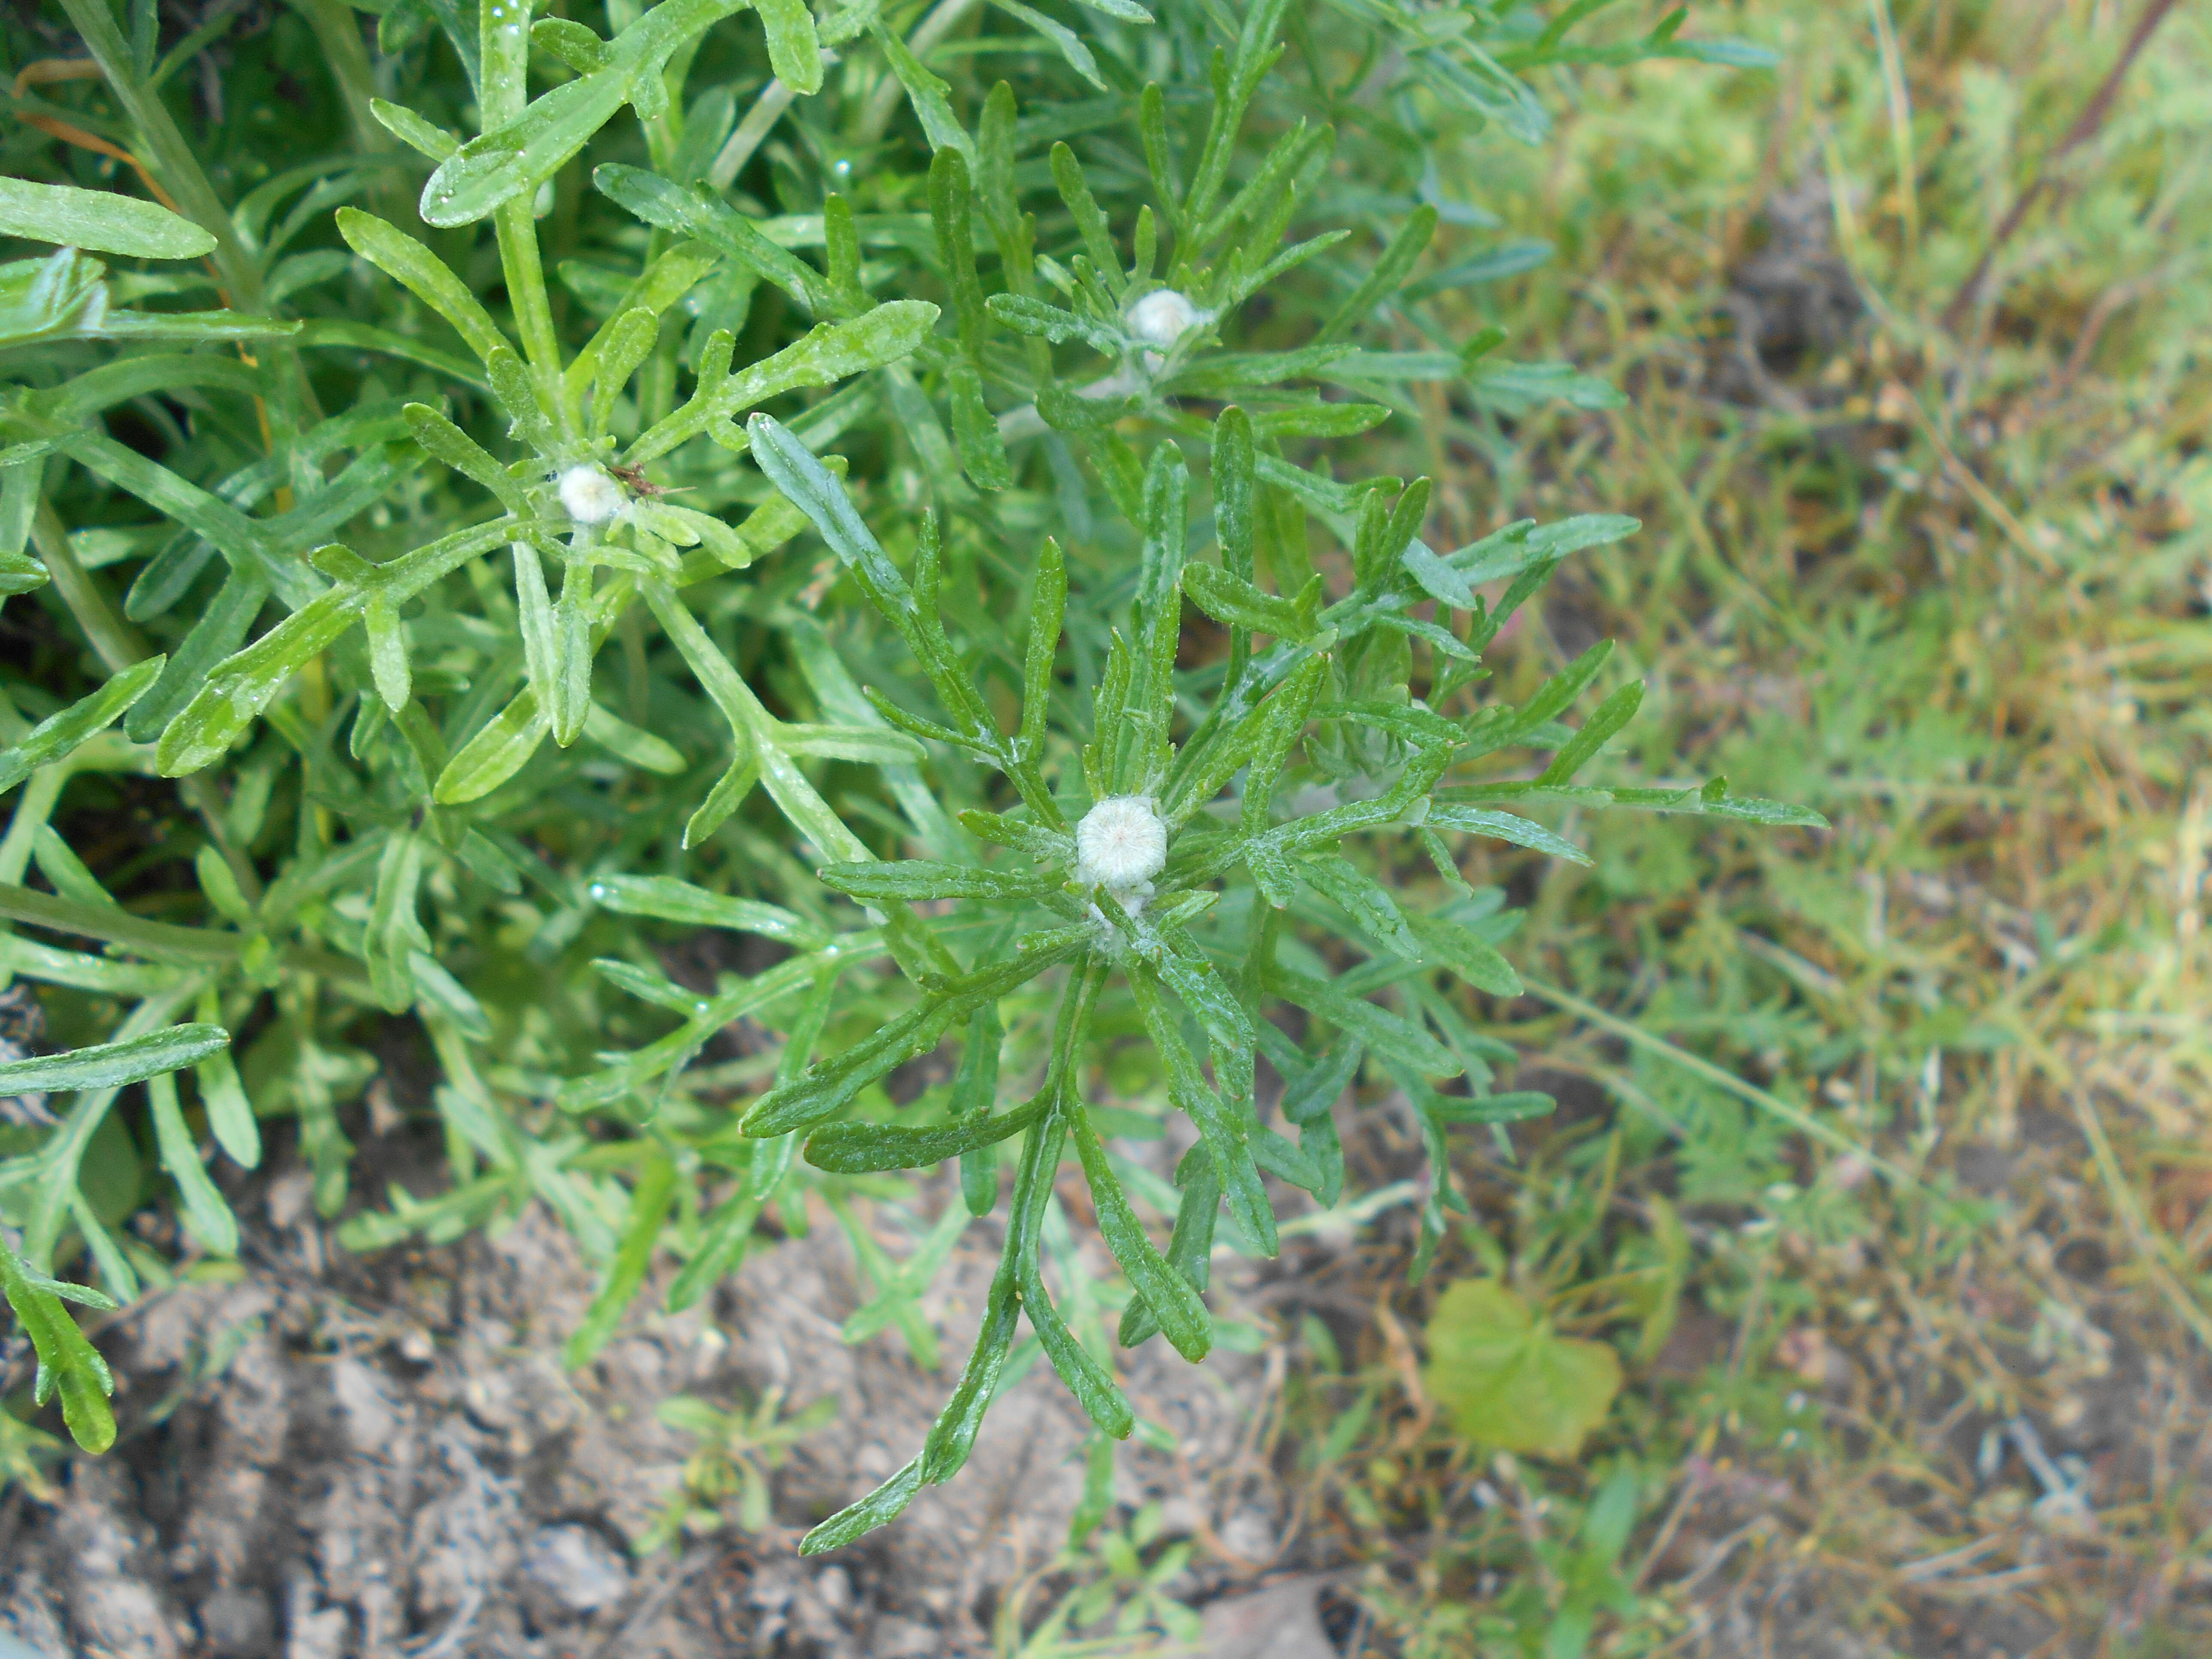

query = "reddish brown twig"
[[1939, 0, 2184, 333]]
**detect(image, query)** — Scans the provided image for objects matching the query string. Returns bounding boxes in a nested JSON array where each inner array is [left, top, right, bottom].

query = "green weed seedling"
[[641, 1383, 839, 1549]]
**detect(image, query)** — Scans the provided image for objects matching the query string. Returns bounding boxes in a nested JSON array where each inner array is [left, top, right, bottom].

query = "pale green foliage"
[[641, 1385, 839, 1550], [0, 0, 1786, 1559]]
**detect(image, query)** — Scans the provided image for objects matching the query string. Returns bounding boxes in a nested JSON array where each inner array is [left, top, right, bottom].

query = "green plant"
[[1477, 1463, 1649, 1659], [641, 1383, 839, 1548], [1049, 1500, 1203, 1647], [0, 0, 1790, 1547], [1423, 1277, 1622, 1460]]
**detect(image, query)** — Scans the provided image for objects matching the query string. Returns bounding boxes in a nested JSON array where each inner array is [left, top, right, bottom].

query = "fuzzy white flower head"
[[1074, 795, 1168, 893], [1125, 288, 1210, 349], [559, 465, 626, 525]]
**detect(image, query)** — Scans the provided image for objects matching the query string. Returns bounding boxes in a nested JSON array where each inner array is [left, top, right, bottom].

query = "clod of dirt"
[[1200, 1575, 1337, 1659], [1717, 175, 1864, 407], [521, 1525, 630, 1615]]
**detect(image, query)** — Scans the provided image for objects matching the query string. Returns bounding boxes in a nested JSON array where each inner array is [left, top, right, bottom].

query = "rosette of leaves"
[[703, 388, 1819, 1552], [872, 0, 1778, 514], [0, 0, 1787, 1479]]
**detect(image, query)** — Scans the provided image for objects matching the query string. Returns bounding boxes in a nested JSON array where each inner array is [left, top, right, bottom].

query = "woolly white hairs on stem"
[[559, 465, 626, 524], [1125, 289, 1210, 348]]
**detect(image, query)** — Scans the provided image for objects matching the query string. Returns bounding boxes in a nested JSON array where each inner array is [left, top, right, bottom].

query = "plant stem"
[[1940, 0, 2184, 330], [55, 0, 264, 314], [497, 201, 568, 410], [477, 0, 566, 413], [1520, 977, 1918, 1190], [29, 502, 265, 903], [0, 882, 241, 965], [285, 0, 391, 164]]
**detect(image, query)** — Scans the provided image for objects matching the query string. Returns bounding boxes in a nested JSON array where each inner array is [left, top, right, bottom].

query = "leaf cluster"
[[0, 0, 1793, 1545]]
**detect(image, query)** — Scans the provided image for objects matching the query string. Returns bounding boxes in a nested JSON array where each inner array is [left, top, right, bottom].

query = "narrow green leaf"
[[1536, 678, 1644, 784], [928, 150, 986, 352], [1424, 803, 1591, 865], [0, 1242, 115, 1453], [1128, 968, 1274, 1256], [337, 208, 512, 366], [1241, 654, 1327, 833], [819, 860, 1057, 904], [684, 751, 760, 848], [0, 1023, 228, 1094], [955, 1003, 1003, 1216], [1298, 855, 1420, 959], [1181, 563, 1312, 641], [195, 987, 259, 1169], [434, 686, 550, 804], [368, 833, 426, 1013], [369, 97, 460, 160], [745, 414, 911, 611], [985, 0, 1104, 88], [364, 596, 410, 712], [593, 164, 833, 314], [1426, 1091, 1555, 1124], [531, 16, 611, 72], [404, 402, 530, 513], [149, 1071, 239, 1255], [1118, 1146, 1218, 1348], [754, 0, 824, 92], [565, 1155, 679, 1367], [589, 873, 826, 946], [869, 20, 976, 161], [948, 363, 1012, 490], [1265, 964, 1455, 1076], [632, 301, 937, 464], [420, 0, 747, 227], [799, 1456, 927, 1555], [582, 702, 687, 774], [985, 292, 1123, 354], [0, 177, 214, 259], [957, 809, 1073, 863], [0, 655, 163, 794], [1402, 910, 1522, 997], [776, 722, 926, 764], [804, 1095, 1046, 1173], [1072, 1107, 1209, 1361]]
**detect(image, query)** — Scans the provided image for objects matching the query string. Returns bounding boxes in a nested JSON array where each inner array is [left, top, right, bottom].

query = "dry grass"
[[1282, 3, 2212, 1654]]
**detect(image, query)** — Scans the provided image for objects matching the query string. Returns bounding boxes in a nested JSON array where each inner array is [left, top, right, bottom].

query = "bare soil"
[[0, 1123, 1348, 1659]]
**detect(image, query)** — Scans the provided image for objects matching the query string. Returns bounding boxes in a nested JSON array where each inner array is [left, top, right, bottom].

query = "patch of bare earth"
[[1, 1136, 1351, 1659]]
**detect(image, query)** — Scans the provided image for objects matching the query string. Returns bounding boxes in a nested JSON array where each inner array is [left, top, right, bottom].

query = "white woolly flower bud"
[[1125, 289, 1209, 348], [559, 465, 626, 524], [1075, 795, 1168, 896]]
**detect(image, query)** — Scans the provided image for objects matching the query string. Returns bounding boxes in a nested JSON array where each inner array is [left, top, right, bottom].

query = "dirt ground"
[[0, 1112, 1358, 1659]]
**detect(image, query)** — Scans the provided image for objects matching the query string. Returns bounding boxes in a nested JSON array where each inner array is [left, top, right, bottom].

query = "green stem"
[[477, 0, 565, 414], [496, 201, 568, 413], [1519, 978, 1917, 1189], [0, 882, 242, 964], [29, 502, 265, 903], [55, 0, 265, 314], [285, 0, 391, 166], [28, 501, 137, 673]]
